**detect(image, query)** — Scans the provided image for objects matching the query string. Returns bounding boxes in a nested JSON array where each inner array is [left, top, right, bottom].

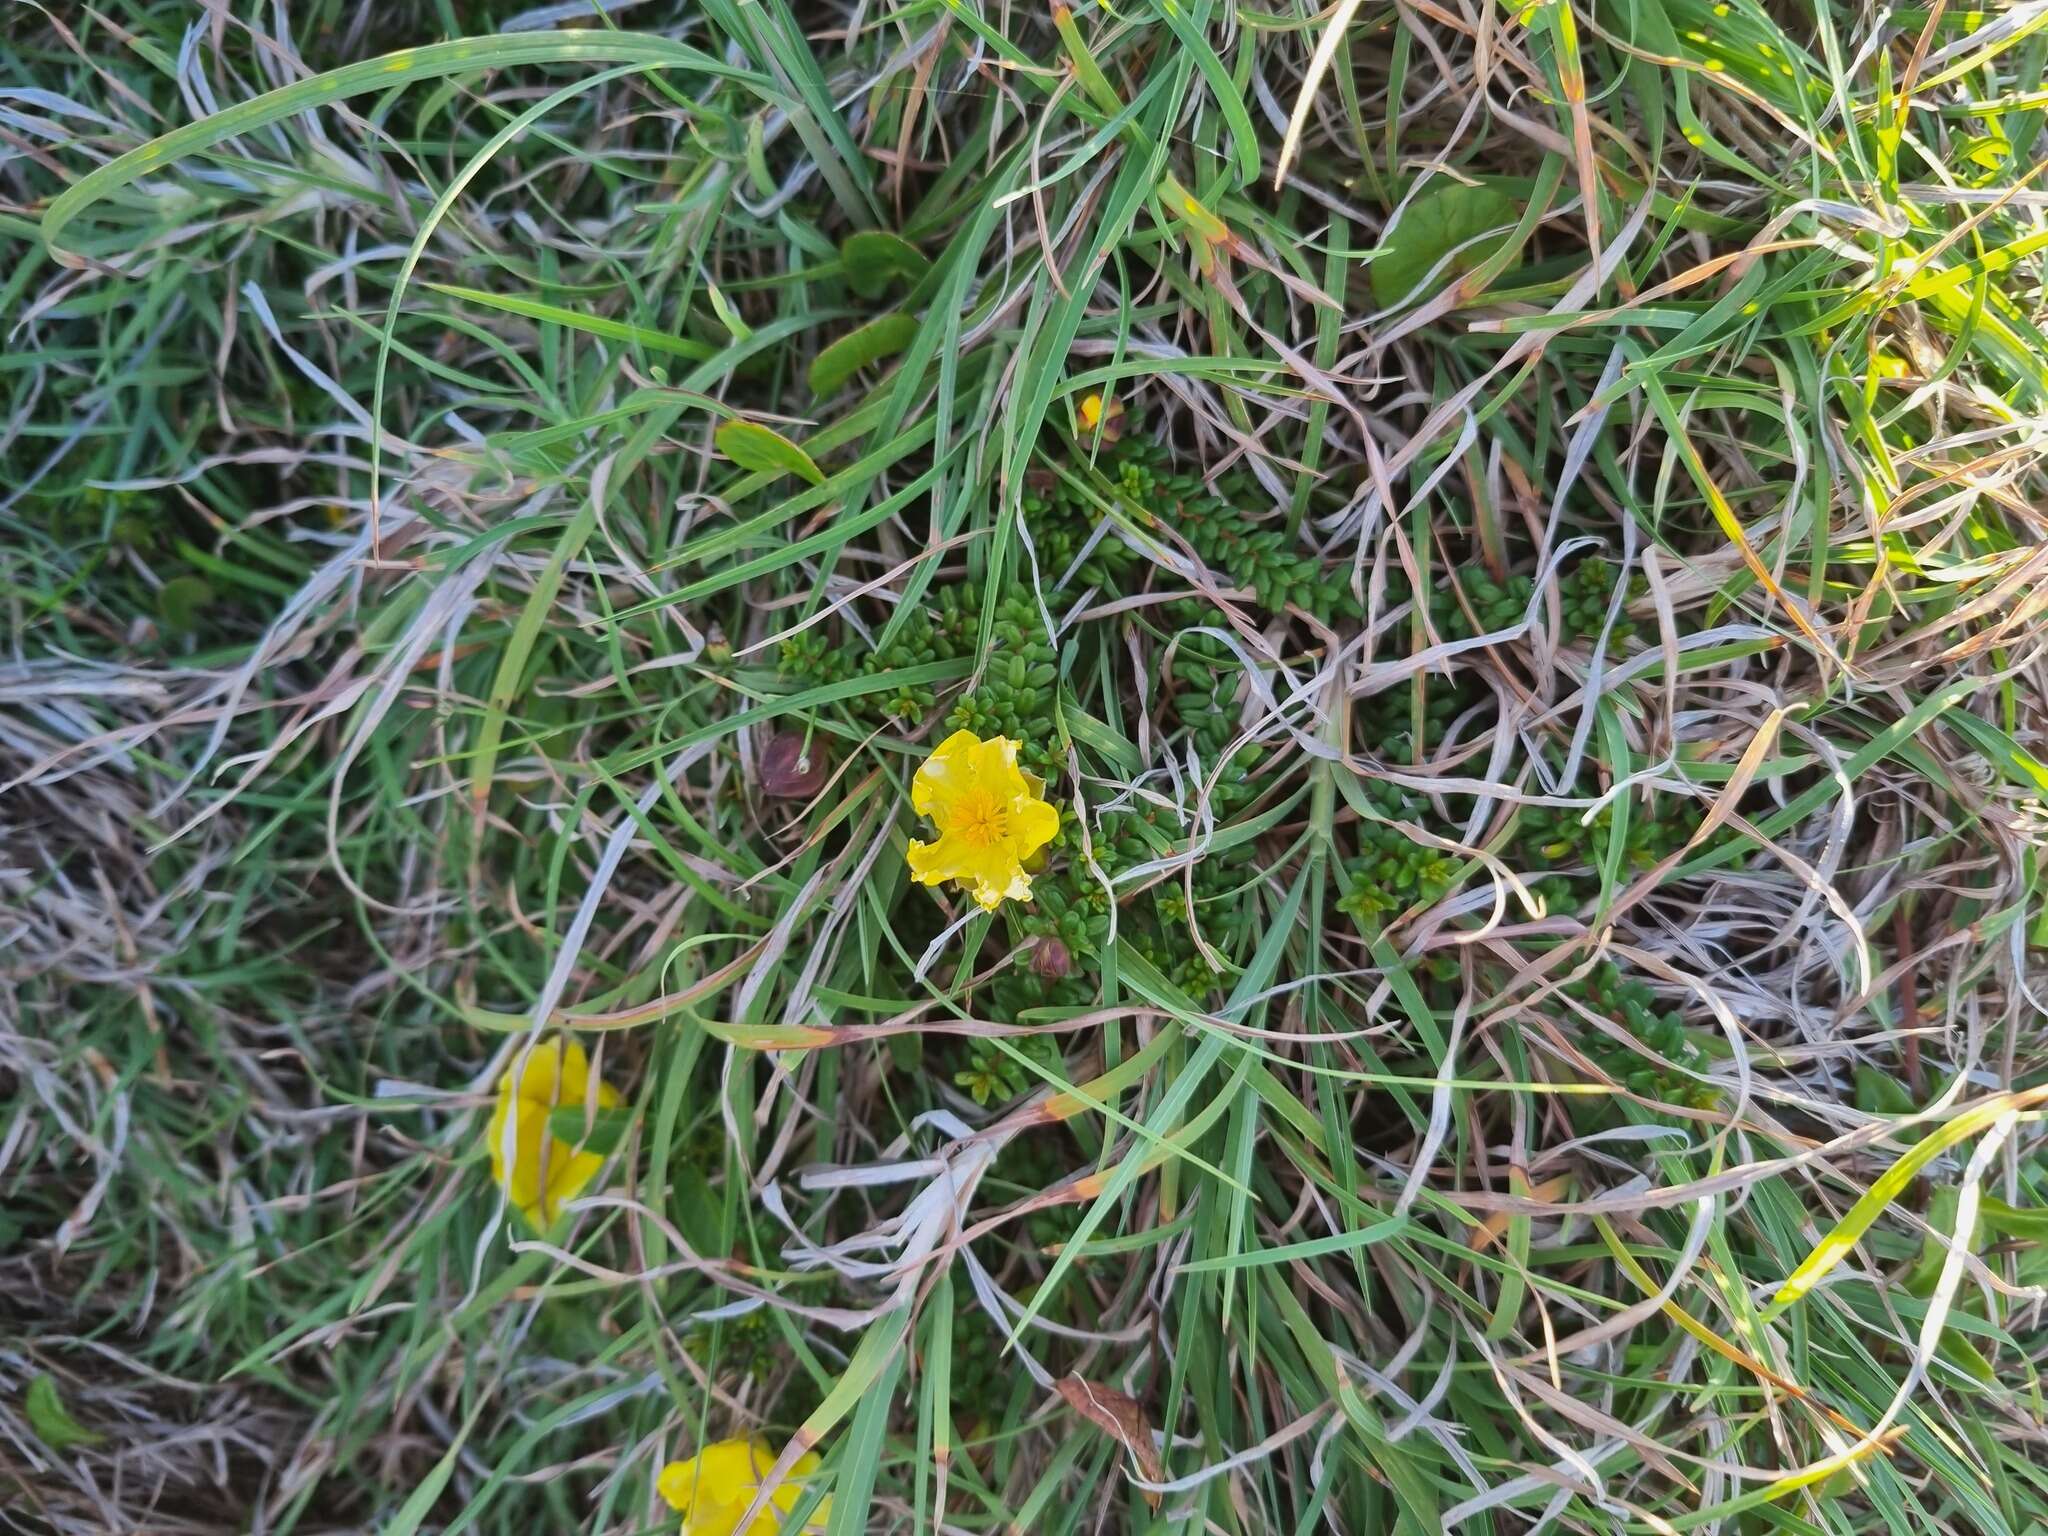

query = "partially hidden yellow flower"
[[657, 1437, 828, 1536], [906, 729, 1059, 911], [487, 1037, 618, 1228], [1076, 391, 1123, 441]]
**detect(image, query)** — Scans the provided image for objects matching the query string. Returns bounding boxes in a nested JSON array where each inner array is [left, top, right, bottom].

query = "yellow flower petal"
[[656, 1459, 701, 1512], [910, 728, 983, 817], [1008, 795, 1060, 858], [657, 1438, 831, 1536], [971, 733, 1027, 794], [485, 1038, 617, 1228]]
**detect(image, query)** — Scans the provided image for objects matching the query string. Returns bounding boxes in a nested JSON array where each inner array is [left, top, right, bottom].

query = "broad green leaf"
[[1980, 1196, 2048, 1242], [1853, 1065, 1918, 1118], [666, 1160, 725, 1258], [841, 231, 929, 298], [1370, 182, 1519, 306], [714, 420, 825, 486], [809, 312, 919, 397]]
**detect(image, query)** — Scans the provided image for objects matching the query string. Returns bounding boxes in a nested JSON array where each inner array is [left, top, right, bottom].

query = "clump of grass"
[[7, 0, 2048, 1532]]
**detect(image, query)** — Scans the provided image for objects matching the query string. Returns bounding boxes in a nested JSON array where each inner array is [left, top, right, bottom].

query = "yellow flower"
[[1076, 391, 1123, 441], [657, 1437, 829, 1536], [486, 1038, 618, 1228], [906, 729, 1059, 911]]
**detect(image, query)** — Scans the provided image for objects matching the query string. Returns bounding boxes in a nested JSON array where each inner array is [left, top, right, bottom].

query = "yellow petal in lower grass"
[[905, 728, 1059, 911], [485, 1037, 618, 1228], [657, 1437, 828, 1536]]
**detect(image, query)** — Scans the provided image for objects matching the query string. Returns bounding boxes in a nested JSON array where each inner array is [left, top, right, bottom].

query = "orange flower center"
[[948, 788, 1009, 847]]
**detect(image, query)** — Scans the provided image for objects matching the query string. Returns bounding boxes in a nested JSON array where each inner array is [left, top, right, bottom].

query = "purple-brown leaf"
[[756, 732, 829, 799]]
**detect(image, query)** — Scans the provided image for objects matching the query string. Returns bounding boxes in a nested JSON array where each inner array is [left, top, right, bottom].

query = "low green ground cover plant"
[[5, 0, 2048, 1531]]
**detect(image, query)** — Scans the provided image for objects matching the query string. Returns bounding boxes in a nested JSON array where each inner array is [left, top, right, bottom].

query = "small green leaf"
[[1937, 1326, 1997, 1382], [667, 1161, 725, 1257], [379, 1410, 477, 1536], [744, 113, 774, 197], [714, 420, 825, 486], [705, 281, 753, 343], [840, 231, 929, 298], [1979, 1196, 2048, 1242], [26, 1376, 104, 1452], [544, 1104, 635, 1156], [1370, 182, 1520, 307], [809, 312, 919, 398], [156, 575, 213, 635], [1853, 1065, 1917, 1119]]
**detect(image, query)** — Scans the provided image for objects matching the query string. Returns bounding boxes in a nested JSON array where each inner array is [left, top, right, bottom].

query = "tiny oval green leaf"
[[156, 575, 213, 636], [714, 419, 825, 486]]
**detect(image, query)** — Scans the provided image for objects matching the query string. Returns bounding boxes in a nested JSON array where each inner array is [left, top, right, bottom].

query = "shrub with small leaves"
[[1441, 568, 1534, 640], [1357, 679, 1472, 762], [1511, 796, 1718, 914], [1020, 469, 1139, 593], [1559, 555, 1637, 643], [953, 1029, 1065, 1106], [947, 597, 1061, 776], [1568, 959, 1716, 1108], [780, 583, 986, 728], [1338, 778, 1461, 927], [1110, 439, 1359, 622], [1156, 601, 1268, 816]]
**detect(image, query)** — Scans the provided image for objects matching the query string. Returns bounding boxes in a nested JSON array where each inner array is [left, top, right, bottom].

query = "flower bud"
[[1032, 938, 1072, 980]]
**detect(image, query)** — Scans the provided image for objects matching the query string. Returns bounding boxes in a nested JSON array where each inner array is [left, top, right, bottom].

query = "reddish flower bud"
[[757, 732, 828, 799], [1032, 937, 1072, 981]]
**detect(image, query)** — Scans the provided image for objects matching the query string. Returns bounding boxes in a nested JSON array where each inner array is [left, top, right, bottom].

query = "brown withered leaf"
[[1054, 1375, 1163, 1507], [755, 731, 830, 799]]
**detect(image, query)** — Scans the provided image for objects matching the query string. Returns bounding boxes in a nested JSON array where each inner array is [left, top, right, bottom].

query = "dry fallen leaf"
[[1471, 1174, 1572, 1253], [1055, 1375, 1164, 1508]]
